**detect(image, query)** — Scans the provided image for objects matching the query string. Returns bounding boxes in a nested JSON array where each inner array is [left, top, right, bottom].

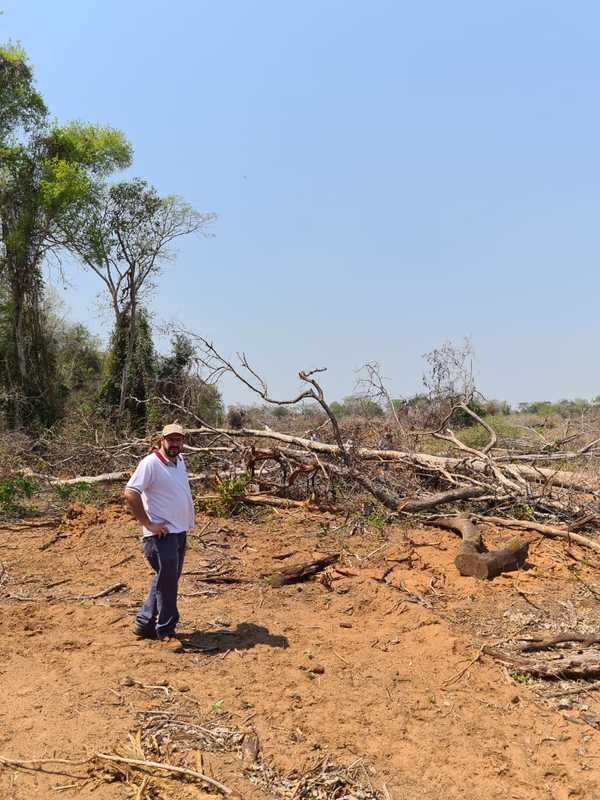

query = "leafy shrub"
[[217, 475, 248, 505], [0, 475, 37, 514], [330, 396, 384, 419], [54, 481, 99, 503], [196, 474, 249, 517], [457, 415, 523, 449]]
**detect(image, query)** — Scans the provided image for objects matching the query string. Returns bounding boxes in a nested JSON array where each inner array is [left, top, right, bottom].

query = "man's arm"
[[124, 489, 169, 538]]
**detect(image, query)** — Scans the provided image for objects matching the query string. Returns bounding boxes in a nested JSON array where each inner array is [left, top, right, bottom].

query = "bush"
[[457, 415, 524, 449], [54, 481, 100, 503], [329, 396, 384, 419], [0, 475, 37, 514], [517, 398, 595, 418], [196, 474, 249, 517]]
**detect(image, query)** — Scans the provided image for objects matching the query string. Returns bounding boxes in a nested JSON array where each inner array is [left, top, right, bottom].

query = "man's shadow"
[[180, 622, 288, 654]]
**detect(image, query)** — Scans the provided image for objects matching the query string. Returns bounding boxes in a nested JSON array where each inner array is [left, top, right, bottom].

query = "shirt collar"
[[153, 448, 178, 467]]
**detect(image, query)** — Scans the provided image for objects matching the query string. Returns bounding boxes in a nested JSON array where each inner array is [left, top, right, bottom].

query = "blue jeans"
[[136, 533, 187, 637]]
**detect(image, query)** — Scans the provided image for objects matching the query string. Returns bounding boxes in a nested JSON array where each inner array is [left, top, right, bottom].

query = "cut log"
[[268, 553, 339, 588], [433, 516, 529, 579]]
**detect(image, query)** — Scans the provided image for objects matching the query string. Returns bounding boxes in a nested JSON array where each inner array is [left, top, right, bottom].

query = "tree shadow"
[[180, 622, 288, 654]]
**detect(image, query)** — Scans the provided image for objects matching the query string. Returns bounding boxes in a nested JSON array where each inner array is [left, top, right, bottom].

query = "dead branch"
[[518, 633, 600, 652], [78, 583, 127, 600], [269, 553, 340, 587], [483, 645, 600, 679], [355, 361, 403, 429], [17, 467, 239, 487], [403, 486, 491, 512], [18, 468, 130, 486], [349, 471, 490, 513], [94, 753, 232, 795], [476, 515, 600, 555], [196, 493, 325, 510]]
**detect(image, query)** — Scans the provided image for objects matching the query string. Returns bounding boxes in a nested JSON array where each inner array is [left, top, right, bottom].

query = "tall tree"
[[98, 306, 156, 430], [60, 178, 215, 414], [0, 43, 132, 428]]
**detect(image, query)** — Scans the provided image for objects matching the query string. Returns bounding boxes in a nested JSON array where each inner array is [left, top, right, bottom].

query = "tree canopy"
[[0, 41, 218, 434], [0, 42, 131, 427]]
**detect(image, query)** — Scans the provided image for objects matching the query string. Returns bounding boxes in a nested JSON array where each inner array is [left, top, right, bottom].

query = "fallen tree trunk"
[[350, 472, 489, 512], [432, 516, 529, 579], [184, 427, 598, 493], [19, 468, 239, 487], [268, 553, 339, 587], [477, 515, 600, 555], [20, 469, 130, 485], [195, 493, 327, 510]]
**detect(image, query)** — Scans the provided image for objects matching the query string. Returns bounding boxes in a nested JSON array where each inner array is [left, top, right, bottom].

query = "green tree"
[[59, 179, 215, 415], [329, 396, 384, 419], [154, 333, 222, 426], [0, 42, 46, 139], [0, 43, 131, 427], [98, 308, 156, 431], [55, 322, 103, 394]]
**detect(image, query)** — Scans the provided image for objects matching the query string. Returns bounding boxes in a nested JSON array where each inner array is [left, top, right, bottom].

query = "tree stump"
[[434, 516, 529, 579]]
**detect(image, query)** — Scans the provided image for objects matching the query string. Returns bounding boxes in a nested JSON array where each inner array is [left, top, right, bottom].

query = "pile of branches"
[[161, 338, 600, 524], [16, 337, 600, 576]]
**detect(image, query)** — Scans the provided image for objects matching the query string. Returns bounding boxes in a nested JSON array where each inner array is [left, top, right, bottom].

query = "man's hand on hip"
[[147, 522, 169, 538]]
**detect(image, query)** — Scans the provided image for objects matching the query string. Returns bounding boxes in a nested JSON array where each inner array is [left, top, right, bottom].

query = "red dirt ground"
[[1, 500, 600, 799]]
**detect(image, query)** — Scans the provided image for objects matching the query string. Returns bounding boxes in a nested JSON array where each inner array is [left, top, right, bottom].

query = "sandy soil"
[[1, 500, 600, 799]]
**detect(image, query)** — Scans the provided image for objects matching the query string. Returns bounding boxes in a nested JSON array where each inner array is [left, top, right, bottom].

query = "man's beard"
[[166, 447, 180, 457]]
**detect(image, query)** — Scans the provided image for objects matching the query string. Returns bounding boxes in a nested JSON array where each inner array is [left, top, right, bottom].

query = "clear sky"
[[2, 1, 600, 407]]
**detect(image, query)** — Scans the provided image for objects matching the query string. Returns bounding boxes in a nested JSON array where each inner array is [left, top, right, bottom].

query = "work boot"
[[132, 623, 156, 639], [157, 635, 183, 653]]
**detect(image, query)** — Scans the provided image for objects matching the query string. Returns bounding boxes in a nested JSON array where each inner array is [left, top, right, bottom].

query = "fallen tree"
[[13, 336, 600, 584], [184, 427, 597, 493]]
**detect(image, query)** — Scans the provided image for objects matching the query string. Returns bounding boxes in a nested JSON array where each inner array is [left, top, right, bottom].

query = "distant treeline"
[[516, 398, 600, 417], [232, 394, 600, 429]]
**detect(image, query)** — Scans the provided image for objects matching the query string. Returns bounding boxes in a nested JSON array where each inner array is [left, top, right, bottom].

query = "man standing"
[[124, 422, 194, 642]]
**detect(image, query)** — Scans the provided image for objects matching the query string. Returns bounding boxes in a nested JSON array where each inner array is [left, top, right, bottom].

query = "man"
[[124, 422, 194, 642], [378, 428, 395, 472], [379, 428, 395, 451]]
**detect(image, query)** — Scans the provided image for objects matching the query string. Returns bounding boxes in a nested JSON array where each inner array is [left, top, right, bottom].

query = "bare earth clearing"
[[1, 501, 600, 799]]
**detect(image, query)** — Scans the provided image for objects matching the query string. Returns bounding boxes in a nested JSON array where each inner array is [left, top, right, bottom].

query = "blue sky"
[[3, 1, 600, 406]]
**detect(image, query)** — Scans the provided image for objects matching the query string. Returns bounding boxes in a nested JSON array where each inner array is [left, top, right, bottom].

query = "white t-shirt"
[[126, 450, 195, 537]]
